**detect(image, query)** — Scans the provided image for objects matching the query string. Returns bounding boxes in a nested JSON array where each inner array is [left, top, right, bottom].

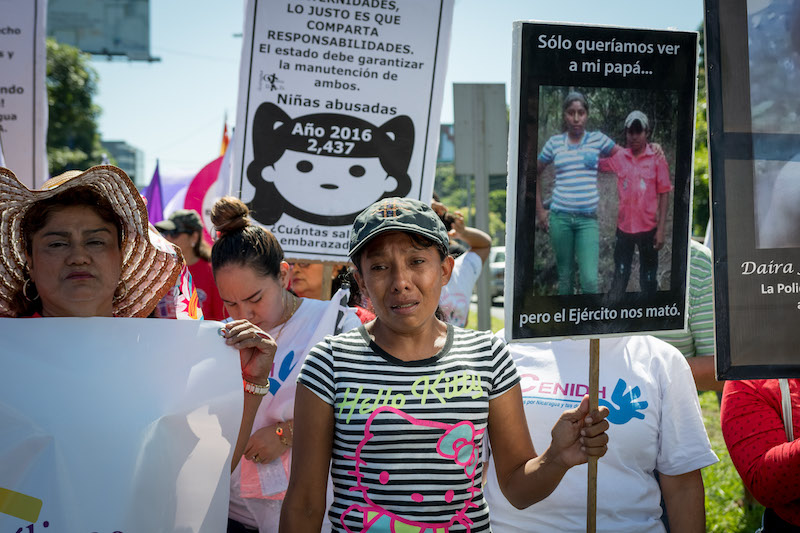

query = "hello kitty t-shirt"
[[298, 325, 520, 532]]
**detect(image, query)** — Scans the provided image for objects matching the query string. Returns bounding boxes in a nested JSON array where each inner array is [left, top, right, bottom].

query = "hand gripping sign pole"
[[587, 338, 600, 533], [321, 264, 335, 301]]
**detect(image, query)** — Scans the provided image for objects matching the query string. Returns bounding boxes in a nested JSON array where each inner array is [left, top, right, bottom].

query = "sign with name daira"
[[706, 0, 800, 378]]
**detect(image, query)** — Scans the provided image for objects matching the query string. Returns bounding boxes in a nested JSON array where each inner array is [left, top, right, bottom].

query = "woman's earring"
[[22, 278, 39, 302], [113, 280, 129, 303]]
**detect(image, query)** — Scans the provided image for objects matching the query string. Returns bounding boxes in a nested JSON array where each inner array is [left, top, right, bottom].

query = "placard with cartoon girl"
[[246, 102, 414, 227]]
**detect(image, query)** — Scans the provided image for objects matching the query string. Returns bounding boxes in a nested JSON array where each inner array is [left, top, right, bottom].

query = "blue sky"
[[91, 0, 704, 183]]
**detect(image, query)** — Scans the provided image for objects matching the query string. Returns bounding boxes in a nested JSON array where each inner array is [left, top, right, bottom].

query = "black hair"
[[438, 211, 456, 231], [192, 233, 212, 262], [210, 196, 284, 280], [563, 91, 589, 112], [331, 265, 367, 308]]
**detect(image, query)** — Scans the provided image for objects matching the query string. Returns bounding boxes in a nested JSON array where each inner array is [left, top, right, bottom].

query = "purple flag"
[[143, 160, 164, 224]]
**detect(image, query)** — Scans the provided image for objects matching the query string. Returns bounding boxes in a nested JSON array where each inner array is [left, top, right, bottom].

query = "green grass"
[[464, 309, 505, 333], [698, 391, 764, 532]]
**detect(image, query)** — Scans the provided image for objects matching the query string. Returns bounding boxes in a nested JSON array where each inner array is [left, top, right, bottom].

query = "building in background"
[[101, 140, 145, 187], [47, 0, 158, 62]]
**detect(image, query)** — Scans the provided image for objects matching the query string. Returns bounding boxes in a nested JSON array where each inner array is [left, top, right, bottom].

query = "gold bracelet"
[[276, 422, 293, 446], [243, 379, 270, 396]]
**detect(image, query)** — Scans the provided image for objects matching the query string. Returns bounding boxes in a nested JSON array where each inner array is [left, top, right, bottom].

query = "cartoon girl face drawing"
[[246, 103, 415, 226], [340, 406, 483, 533], [261, 151, 395, 217]]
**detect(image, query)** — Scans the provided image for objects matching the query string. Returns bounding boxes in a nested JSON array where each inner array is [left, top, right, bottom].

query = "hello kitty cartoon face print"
[[340, 406, 483, 533], [246, 103, 414, 226]]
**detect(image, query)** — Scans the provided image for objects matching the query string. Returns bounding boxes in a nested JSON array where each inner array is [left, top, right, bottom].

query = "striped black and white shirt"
[[298, 324, 520, 532]]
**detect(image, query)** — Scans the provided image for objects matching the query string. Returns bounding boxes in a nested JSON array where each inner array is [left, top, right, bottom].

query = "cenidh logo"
[[519, 373, 608, 399], [520, 374, 649, 426]]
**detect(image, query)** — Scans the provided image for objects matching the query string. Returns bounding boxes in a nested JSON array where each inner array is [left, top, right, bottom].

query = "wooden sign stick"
[[321, 263, 334, 301], [587, 338, 600, 533]]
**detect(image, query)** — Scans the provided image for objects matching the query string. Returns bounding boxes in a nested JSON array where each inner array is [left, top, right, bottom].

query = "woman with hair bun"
[[211, 196, 360, 533]]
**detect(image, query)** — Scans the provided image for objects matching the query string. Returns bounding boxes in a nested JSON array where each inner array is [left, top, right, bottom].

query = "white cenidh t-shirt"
[[484, 333, 717, 533]]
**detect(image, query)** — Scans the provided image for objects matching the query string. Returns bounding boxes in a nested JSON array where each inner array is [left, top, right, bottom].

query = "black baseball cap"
[[349, 197, 450, 257], [154, 209, 204, 234]]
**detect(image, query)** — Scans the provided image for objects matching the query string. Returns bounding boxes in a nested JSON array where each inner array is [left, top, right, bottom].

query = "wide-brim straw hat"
[[0, 165, 183, 317]]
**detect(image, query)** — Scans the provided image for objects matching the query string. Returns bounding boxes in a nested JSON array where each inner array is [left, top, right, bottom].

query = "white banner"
[[0, 0, 48, 188], [234, 0, 454, 261], [0, 318, 243, 532]]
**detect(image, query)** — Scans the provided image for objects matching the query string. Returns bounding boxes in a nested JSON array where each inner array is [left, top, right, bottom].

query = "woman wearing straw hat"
[[209, 196, 361, 533], [0, 165, 275, 474]]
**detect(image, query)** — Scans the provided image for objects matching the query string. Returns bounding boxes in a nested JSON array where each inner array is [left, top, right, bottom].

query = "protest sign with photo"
[[706, 0, 800, 378], [233, 0, 454, 261], [0, 0, 47, 188], [506, 22, 698, 341], [0, 318, 242, 532]]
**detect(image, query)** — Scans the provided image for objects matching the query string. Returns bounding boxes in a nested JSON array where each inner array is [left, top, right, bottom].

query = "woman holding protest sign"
[[280, 197, 610, 532], [536, 91, 620, 295], [0, 165, 275, 476], [210, 196, 360, 532]]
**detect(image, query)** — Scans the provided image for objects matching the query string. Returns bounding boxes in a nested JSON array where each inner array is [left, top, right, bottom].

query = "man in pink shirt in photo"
[[599, 110, 672, 299]]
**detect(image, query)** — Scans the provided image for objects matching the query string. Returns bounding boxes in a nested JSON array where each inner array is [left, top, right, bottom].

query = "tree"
[[489, 189, 506, 224], [46, 38, 106, 176], [434, 162, 507, 245]]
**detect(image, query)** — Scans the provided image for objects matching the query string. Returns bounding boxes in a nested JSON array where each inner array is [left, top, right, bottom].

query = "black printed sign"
[[506, 22, 698, 341]]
